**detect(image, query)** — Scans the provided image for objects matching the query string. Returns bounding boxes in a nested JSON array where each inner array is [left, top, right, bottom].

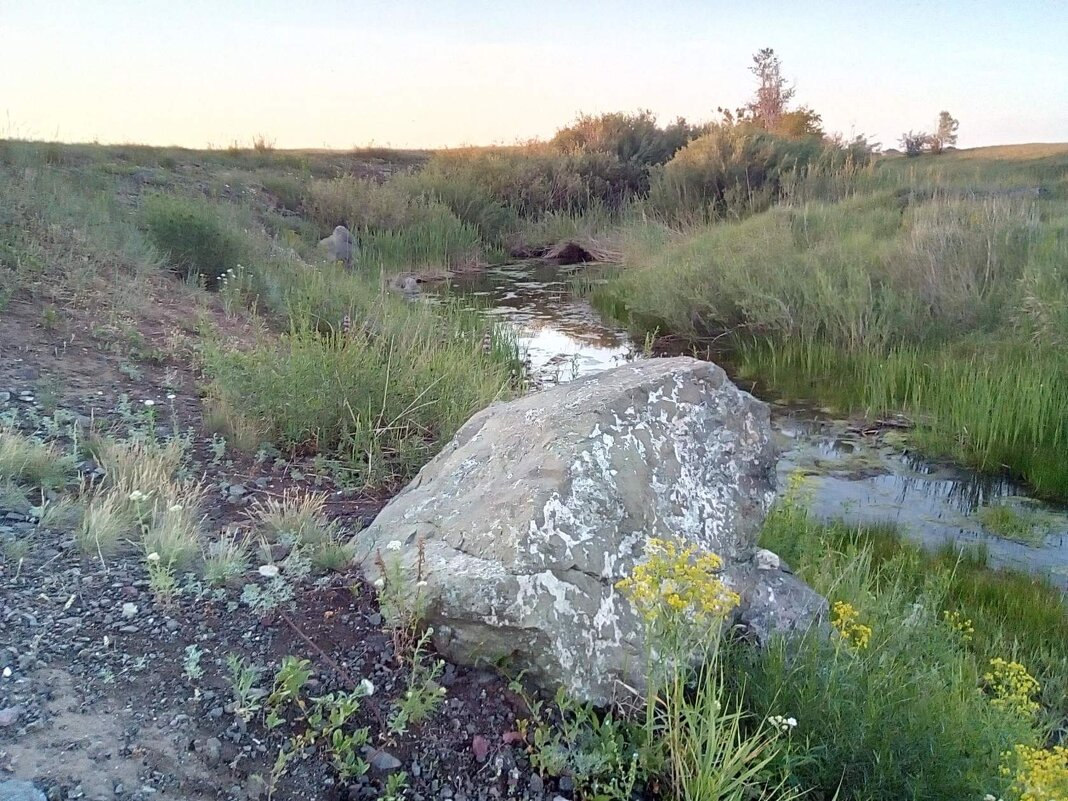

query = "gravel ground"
[[0, 300, 562, 801]]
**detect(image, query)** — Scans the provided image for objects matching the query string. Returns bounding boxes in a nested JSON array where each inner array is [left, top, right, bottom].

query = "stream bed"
[[431, 261, 1068, 589]]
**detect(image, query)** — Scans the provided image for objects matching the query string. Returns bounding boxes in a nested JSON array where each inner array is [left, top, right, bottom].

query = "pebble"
[[202, 737, 222, 765], [362, 746, 402, 772], [0, 706, 22, 727], [527, 775, 543, 795]]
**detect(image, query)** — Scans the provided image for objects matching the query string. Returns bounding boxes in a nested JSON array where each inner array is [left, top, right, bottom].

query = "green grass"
[[731, 490, 1064, 800], [601, 146, 1068, 500], [975, 503, 1056, 546], [758, 486, 1068, 725], [142, 193, 244, 288], [0, 428, 76, 489]]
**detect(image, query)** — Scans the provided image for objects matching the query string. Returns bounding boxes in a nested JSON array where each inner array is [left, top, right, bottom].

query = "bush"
[[647, 125, 828, 223], [304, 176, 417, 233], [142, 194, 241, 288]]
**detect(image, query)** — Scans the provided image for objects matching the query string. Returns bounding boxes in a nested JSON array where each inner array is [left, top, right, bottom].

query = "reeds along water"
[[604, 149, 1068, 501]]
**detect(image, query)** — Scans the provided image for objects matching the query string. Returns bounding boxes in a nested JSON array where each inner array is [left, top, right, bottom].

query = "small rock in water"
[[121, 602, 138, 619], [0, 780, 47, 801]]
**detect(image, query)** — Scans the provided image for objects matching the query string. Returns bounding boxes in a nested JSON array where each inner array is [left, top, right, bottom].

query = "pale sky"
[[2, 1, 1067, 150]]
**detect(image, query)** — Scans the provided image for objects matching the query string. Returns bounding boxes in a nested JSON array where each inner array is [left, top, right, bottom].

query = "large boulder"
[[352, 357, 824, 702]]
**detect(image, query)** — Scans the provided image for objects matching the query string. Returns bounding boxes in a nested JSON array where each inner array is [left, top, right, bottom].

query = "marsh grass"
[[735, 494, 1049, 800], [759, 490, 1068, 725], [608, 153, 1068, 498], [204, 245, 517, 488], [975, 503, 1054, 546], [737, 338, 1068, 499]]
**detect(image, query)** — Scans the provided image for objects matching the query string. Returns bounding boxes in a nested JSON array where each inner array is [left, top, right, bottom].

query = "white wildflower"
[[385, 540, 402, 552], [143, 399, 155, 407], [373, 577, 386, 590], [167, 393, 176, 400], [146, 552, 161, 563], [258, 564, 280, 578], [168, 504, 183, 512], [416, 580, 428, 588], [129, 490, 148, 503]]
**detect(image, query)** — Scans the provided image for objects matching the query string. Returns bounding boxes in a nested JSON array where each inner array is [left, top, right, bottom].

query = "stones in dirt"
[[352, 357, 826, 703], [0, 780, 46, 801]]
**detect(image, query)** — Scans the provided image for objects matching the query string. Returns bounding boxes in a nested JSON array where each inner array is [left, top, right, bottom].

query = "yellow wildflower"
[[830, 601, 873, 651], [982, 658, 1041, 717], [942, 609, 975, 642], [616, 537, 740, 633], [1000, 744, 1068, 801]]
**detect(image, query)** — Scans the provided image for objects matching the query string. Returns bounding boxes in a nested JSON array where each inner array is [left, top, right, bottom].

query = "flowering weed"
[[983, 658, 1041, 718], [1001, 744, 1068, 801]]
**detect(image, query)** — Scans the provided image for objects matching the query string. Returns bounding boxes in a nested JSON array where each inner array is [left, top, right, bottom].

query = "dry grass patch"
[[0, 427, 75, 489]]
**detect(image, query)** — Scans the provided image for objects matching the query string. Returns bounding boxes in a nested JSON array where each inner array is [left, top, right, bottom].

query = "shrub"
[[204, 319, 514, 488], [647, 125, 828, 223], [142, 194, 242, 288]]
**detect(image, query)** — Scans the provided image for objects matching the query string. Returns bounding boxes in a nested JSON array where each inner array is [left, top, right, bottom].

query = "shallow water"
[[434, 262, 1068, 589]]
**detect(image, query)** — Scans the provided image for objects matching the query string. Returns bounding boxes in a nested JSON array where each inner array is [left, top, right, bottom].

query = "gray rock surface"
[[0, 780, 46, 801], [353, 357, 825, 702], [319, 225, 357, 268]]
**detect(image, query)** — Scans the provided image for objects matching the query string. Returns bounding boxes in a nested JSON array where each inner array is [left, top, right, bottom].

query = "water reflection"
[[439, 263, 1068, 590]]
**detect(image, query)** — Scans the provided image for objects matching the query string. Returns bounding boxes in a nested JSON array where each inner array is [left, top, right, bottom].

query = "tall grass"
[[735, 338, 1068, 499], [203, 240, 518, 488], [606, 150, 1068, 498], [729, 492, 1058, 800], [758, 489, 1068, 726]]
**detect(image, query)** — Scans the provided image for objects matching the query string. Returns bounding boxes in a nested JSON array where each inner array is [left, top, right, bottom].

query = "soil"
[[0, 283, 554, 800]]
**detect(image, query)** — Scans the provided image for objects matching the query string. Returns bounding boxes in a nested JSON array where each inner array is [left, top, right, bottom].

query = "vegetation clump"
[[143, 193, 242, 288]]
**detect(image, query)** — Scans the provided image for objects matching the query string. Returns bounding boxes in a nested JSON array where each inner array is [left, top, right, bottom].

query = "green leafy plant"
[[388, 628, 447, 735], [226, 654, 266, 723]]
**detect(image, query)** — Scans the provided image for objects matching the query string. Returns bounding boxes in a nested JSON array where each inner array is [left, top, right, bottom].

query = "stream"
[[431, 261, 1068, 590]]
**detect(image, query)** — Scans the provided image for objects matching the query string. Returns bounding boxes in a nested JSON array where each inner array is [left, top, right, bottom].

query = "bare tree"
[[745, 48, 796, 131]]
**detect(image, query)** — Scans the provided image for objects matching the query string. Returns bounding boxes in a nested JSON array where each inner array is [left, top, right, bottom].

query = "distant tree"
[[745, 48, 796, 131], [930, 111, 959, 154], [899, 130, 932, 157]]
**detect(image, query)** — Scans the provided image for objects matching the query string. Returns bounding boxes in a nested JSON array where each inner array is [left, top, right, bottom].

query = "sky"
[[2, 1, 1067, 151]]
